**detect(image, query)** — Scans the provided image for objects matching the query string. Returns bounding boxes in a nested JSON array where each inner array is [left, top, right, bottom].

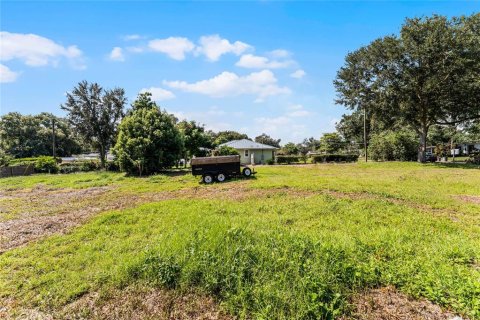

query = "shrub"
[[312, 154, 359, 163], [466, 151, 480, 165], [214, 146, 239, 156], [276, 155, 300, 164], [0, 151, 12, 167], [105, 160, 120, 172], [80, 160, 100, 172], [34, 156, 59, 174], [58, 160, 103, 174], [368, 131, 417, 161], [266, 159, 275, 165], [59, 162, 81, 174]]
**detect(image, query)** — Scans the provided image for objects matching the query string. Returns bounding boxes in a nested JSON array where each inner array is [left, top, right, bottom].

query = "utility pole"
[[363, 105, 368, 162], [52, 118, 56, 158]]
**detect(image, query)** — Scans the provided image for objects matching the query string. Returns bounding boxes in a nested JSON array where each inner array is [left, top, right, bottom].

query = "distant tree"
[[0, 112, 82, 158], [369, 131, 418, 161], [296, 141, 310, 163], [302, 137, 321, 152], [113, 92, 183, 175], [319, 133, 343, 154], [282, 142, 299, 155], [255, 133, 281, 148], [177, 120, 213, 162], [464, 122, 480, 141], [214, 146, 239, 156], [335, 14, 480, 162], [211, 130, 250, 146], [61, 80, 126, 168]]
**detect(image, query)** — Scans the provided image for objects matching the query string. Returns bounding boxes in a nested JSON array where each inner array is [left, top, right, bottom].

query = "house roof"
[[219, 139, 278, 150]]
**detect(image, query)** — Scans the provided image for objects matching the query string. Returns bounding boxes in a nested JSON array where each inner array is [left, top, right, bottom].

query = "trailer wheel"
[[203, 174, 214, 184], [242, 168, 252, 177], [216, 173, 226, 182]]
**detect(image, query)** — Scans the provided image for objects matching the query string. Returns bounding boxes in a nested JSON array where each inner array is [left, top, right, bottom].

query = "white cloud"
[[0, 31, 84, 68], [148, 37, 195, 60], [123, 34, 142, 41], [254, 115, 308, 142], [126, 46, 144, 53], [269, 49, 290, 58], [195, 34, 251, 61], [109, 47, 125, 61], [236, 54, 293, 69], [140, 87, 175, 101], [0, 64, 19, 83], [164, 69, 290, 101], [286, 104, 311, 117], [290, 69, 306, 79]]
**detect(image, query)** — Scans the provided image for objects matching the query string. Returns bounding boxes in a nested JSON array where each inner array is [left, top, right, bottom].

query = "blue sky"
[[1, 1, 479, 143]]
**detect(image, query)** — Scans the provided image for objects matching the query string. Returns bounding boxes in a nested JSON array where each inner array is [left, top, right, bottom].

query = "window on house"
[[245, 150, 249, 157]]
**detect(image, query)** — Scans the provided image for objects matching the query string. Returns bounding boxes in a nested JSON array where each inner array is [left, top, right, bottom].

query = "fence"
[[0, 165, 34, 178]]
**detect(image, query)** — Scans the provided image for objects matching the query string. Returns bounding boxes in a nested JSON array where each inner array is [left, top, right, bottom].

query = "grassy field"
[[0, 162, 479, 319]]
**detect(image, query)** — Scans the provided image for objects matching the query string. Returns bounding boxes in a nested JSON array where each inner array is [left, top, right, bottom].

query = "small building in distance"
[[219, 139, 278, 164]]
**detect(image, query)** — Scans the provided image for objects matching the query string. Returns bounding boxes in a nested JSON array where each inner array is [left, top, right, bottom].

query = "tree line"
[[1, 13, 478, 170], [334, 13, 480, 162]]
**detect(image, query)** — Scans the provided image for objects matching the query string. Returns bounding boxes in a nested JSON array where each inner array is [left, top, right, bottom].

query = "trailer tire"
[[242, 168, 252, 177], [216, 173, 226, 182], [203, 174, 214, 184]]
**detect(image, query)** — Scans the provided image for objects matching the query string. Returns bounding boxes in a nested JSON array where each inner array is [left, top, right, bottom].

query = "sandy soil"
[[344, 286, 462, 320], [0, 286, 233, 320]]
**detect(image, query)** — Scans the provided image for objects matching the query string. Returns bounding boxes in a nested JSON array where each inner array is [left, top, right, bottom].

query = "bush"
[[466, 151, 480, 165], [214, 146, 239, 156], [59, 162, 81, 174], [312, 154, 359, 163], [276, 155, 300, 164], [0, 151, 12, 167], [368, 131, 417, 161], [105, 160, 120, 172], [34, 156, 59, 174], [58, 160, 103, 174], [266, 159, 275, 165]]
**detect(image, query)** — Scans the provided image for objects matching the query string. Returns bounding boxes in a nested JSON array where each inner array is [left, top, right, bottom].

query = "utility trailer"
[[191, 155, 254, 183]]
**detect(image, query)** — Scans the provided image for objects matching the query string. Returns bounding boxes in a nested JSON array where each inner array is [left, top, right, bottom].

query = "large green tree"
[[319, 133, 344, 154], [210, 130, 250, 146], [0, 112, 82, 158], [177, 120, 213, 162], [61, 81, 126, 167], [113, 92, 183, 175], [255, 133, 281, 148], [282, 142, 299, 155], [335, 14, 480, 162]]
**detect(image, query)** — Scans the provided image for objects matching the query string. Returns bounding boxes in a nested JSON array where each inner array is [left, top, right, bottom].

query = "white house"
[[219, 139, 278, 164], [459, 141, 480, 155]]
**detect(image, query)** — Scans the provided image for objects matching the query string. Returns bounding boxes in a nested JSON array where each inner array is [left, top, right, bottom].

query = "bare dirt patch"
[[0, 286, 233, 320], [0, 183, 285, 253], [344, 286, 461, 320], [0, 182, 462, 253], [456, 195, 480, 205], [62, 286, 233, 320]]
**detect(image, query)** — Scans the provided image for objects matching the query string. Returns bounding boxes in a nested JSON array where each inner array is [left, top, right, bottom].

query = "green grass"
[[1, 162, 479, 319]]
